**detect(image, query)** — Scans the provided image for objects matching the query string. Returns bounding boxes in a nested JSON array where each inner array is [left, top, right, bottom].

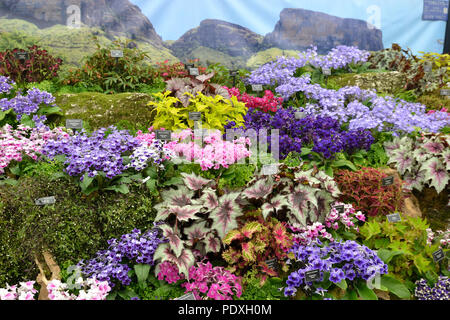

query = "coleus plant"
[[164, 72, 230, 107], [384, 133, 449, 194], [222, 213, 293, 282]]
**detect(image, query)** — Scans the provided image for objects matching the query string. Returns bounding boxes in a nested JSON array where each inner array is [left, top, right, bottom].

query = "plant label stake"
[[65, 119, 83, 131], [189, 68, 199, 76], [230, 70, 238, 87], [333, 204, 345, 214], [295, 111, 306, 120], [261, 164, 279, 176], [432, 248, 445, 263], [387, 212, 402, 223], [305, 269, 321, 283], [440, 89, 450, 96], [110, 50, 123, 58], [423, 62, 432, 73], [382, 176, 394, 186], [15, 51, 30, 61], [174, 292, 196, 300], [252, 84, 263, 92], [35, 196, 56, 206], [265, 258, 279, 273], [322, 68, 332, 76], [189, 112, 202, 122], [156, 130, 171, 142]]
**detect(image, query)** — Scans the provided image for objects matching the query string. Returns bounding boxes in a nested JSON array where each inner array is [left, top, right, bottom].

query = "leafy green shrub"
[[359, 216, 448, 293], [206, 63, 250, 92], [149, 91, 247, 132], [237, 270, 288, 300], [61, 39, 158, 93], [0, 45, 63, 85], [334, 167, 405, 217], [0, 175, 156, 287]]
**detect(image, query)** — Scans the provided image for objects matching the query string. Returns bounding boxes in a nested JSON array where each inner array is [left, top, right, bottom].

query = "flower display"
[[167, 129, 252, 170], [0, 124, 69, 174], [47, 277, 111, 300], [225, 87, 283, 113], [0, 281, 37, 300], [42, 126, 140, 179], [290, 203, 366, 245], [415, 277, 449, 300], [0, 76, 14, 94], [284, 240, 388, 297], [78, 227, 167, 287], [182, 261, 242, 300], [226, 109, 374, 160]]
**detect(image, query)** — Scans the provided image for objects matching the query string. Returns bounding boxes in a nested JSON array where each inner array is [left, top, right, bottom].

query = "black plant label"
[[156, 130, 171, 141], [304, 269, 321, 283], [35, 196, 56, 206], [15, 52, 30, 60], [432, 248, 445, 263], [333, 204, 345, 214], [265, 258, 279, 272], [382, 176, 394, 186], [189, 112, 202, 121], [387, 212, 402, 223], [174, 292, 196, 300], [66, 119, 83, 130]]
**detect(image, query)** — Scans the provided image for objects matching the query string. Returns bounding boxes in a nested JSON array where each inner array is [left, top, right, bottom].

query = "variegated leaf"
[[204, 233, 221, 254], [241, 221, 263, 239], [288, 184, 317, 227], [211, 192, 243, 239], [223, 229, 243, 245], [243, 178, 273, 199], [323, 180, 341, 197], [184, 221, 208, 246], [442, 149, 450, 171], [423, 158, 449, 194], [412, 148, 431, 164], [422, 141, 445, 154], [154, 244, 195, 278], [294, 169, 319, 185], [170, 205, 202, 222], [273, 222, 291, 248], [262, 195, 289, 220], [154, 207, 171, 222], [181, 172, 212, 191], [159, 224, 184, 257], [241, 242, 256, 263], [222, 248, 240, 264], [314, 191, 334, 223], [199, 188, 219, 209], [160, 187, 194, 207]]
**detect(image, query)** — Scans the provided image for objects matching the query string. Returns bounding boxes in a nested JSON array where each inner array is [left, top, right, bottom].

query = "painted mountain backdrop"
[[0, 0, 383, 68]]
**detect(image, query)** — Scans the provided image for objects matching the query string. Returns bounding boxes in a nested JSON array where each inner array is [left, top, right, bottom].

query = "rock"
[[379, 168, 422, 218], [35, 251, 61, 300], [333, 71, 407, 94], [170, 19, 263, 59], [263, 8, 383, 54], [0, 0, 163, 47]]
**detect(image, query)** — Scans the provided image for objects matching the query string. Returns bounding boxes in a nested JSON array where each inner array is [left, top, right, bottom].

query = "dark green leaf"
[[380, 275, 411, 299]]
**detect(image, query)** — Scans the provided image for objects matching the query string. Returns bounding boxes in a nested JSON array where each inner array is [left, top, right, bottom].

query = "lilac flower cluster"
[[247, 48, 450, 134], [78, 227, 167, 287], [0, 76, 14, 94], [42, 126, 141, 179], [0, 86, 55, 127], [284, 240, 388, 297], [247, 46, 369, 86], [415, 277, 449, 300], [226, 108, 374, 159]]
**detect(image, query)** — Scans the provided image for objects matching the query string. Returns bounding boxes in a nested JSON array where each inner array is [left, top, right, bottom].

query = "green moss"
[[0, 175, 156, 287], [54, 92, 156, 130], [417, 89, 450, 111]]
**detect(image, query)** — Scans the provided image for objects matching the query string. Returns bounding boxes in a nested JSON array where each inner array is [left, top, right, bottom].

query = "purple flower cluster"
[[0, 76, 14, 94], [308, 45, 371, 70], [247, 46, 369, 86], [42, 126, 140, 180], [284, 240, 388, 297], [42, 126, 140, 179], [226, 108, 374, 159], [0, 86, 55, 127], [78, 227, 167, 287], [415, 277, 449, 300]]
